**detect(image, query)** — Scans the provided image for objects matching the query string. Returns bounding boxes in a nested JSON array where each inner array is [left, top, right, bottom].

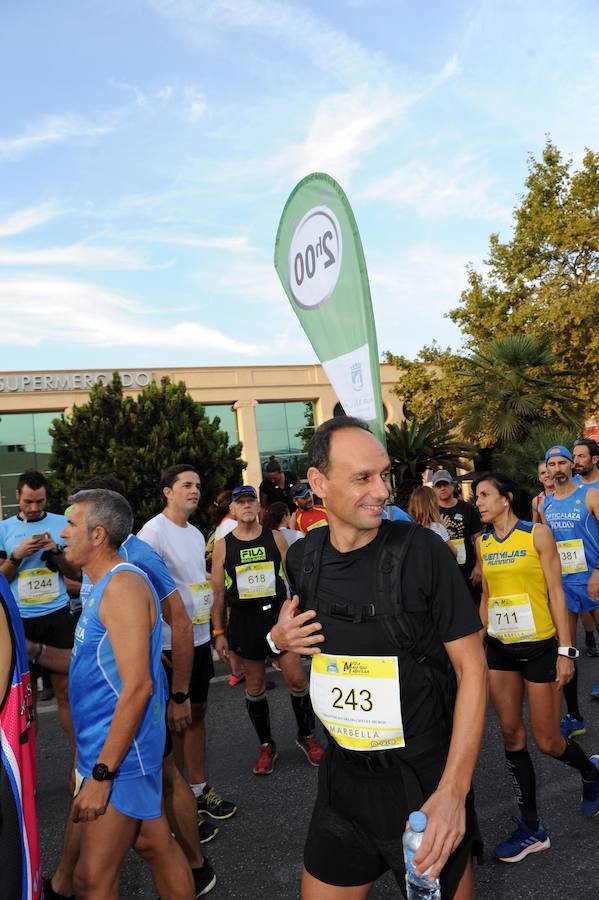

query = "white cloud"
[[0, 276, 265, 355], [0, 112, 120, 161], [148, 0, 389, 86], [128, 231, 251, 252], [0, 243, 162, 270], [184, 87, 207, 122], [361, 159, 510, 220], [0, 203, 63, 238]]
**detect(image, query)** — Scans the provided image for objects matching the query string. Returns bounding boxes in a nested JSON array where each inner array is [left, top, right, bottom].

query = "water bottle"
[[403, 811, 442, 899]]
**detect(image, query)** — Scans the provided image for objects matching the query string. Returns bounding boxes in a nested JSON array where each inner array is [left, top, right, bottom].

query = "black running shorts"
[[23, 603, 76, 649], [485, 635, 557, 683], [163, 641, 214, 704], [304, 737, 479, 898], [227, 600, 284, 661]]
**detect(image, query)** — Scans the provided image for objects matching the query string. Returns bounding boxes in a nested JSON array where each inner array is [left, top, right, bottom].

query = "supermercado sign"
[[0, 371, 155, 393]]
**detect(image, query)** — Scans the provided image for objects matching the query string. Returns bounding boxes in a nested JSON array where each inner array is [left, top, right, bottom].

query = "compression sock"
[[245, 692, 272, 745], [505, 747, 538, 829], [563, 661, 583, 721], [585, 630, 597, 649], [290, 687, 315, 738], [557, 738, 599, 782]]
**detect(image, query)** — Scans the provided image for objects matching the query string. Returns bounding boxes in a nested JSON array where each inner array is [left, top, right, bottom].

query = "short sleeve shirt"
[[286, 524, 481, 740], [0, 512, 70, 618], [441, 500, 482, 576], [259, 472, 299, 512], [138, 513, 209, 650]]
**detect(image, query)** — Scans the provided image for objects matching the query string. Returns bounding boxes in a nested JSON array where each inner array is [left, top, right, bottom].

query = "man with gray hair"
[[61, 490, 194, 899]]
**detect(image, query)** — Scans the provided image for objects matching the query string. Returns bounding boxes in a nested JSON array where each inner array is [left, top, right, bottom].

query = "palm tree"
[[493, 423, 580, 488], [457, 334, 583, 444], [386, 414, 476, 505]]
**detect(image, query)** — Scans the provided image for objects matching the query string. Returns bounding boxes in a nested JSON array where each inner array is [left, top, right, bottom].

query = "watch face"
[[92, 763, 110, 781]]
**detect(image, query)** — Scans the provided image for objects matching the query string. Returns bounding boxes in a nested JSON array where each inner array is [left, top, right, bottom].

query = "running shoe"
[[494, 817, 550, 863], [560, 714, 586, 738], [197, 813, 219, 843], [228, 672, 245, 687], [296, 735, 324, 767], [253, 741, 277, 775], [197, 784, 237, 820], [581, 755, 599, 817], [193, 859, 217, 897], [43, 878, 74, 900], [586, 645, 599, 658], [591, 683, 599, 698]]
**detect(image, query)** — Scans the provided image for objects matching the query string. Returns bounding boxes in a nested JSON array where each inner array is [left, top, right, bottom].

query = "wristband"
[[266, 630, 282, 656], [9, 553, 19, 565], [212, 629, 225, 637]]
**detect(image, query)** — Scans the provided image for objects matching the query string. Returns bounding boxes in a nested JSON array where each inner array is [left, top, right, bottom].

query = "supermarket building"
[[0, 363, 403, 518]]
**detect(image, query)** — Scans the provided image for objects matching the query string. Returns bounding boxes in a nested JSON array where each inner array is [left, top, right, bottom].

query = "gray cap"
[[432, 469, 454, 486]]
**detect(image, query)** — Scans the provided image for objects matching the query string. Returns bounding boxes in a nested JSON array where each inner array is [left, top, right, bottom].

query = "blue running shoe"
[[581, 755, 599, 817], [560, 714, 586, 738], [494, 817, 551, 863], [590, 683, 599, 699]]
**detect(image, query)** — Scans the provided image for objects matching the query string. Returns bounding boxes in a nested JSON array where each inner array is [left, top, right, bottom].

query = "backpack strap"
[[298, 525, 329, 612]]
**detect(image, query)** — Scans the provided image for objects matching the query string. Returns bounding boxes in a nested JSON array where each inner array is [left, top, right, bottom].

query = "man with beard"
[[573, 439, 599, 487], [289, 483, 328, 535], [541, 446, 599, 731]]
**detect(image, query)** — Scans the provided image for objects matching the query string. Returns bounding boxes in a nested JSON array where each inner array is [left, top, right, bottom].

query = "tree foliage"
[[385, 414, 476, 505], [450, 142, 599, 406], [492, 423, 580, 490], [48, 374, 245, 532], [456, 334, 583, 446], [383, 343, 467, 425]]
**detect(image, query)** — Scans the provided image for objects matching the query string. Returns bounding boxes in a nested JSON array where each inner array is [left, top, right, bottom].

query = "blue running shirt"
[[69, 562, 166, 779], [543, 485, 599, 584], [0, 513, 69, 618]]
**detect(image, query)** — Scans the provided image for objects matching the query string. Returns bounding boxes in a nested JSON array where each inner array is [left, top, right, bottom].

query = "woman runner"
[[474, 472, 599, 862]]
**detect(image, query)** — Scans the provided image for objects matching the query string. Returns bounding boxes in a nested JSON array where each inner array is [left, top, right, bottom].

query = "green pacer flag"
[[274, 172, 385, 443]]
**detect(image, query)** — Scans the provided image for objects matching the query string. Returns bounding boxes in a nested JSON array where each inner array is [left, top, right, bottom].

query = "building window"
[[0, 411, 62, 518], [256, 401, 314, 477], [204, 404, 238, 446]]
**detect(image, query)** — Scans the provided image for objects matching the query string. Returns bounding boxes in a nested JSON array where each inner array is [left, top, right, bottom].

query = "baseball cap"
[[544, 445, 573, 462], [432, 469, 454, 486], [291, 482, 311, 500], [231, 485, 257, 500]]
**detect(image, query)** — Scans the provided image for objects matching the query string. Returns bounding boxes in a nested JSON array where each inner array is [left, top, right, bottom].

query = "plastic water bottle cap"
[[408, 811, 428, 832]]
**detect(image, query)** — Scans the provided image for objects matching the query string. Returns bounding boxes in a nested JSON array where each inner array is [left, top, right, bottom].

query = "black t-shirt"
[[259, 472, 299, 513], [286, 524, 481, 742], [441, 500, 482, 576]]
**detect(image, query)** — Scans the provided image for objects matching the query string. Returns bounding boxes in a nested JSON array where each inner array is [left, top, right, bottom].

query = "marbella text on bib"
[[487, 593, 536, 643], [310, 653, 404, 751], [189, 581, 213, 625], [454, 539, 466, 566], [556, 539, 588, 575], [18, 568, 59, 604], [235, 562, 276, 600]]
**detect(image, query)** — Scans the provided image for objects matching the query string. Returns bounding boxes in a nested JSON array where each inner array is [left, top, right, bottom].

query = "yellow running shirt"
[[481, 520, 555, 644]]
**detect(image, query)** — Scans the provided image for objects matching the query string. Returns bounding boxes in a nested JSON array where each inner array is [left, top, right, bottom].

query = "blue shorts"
[[76, 769, 162, 820], [564, 582, 599, 615]]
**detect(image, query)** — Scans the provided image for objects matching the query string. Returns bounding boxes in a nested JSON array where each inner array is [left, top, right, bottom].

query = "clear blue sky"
[[1, 0, 597, 371]]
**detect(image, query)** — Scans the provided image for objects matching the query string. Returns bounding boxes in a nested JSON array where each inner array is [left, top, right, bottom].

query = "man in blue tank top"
[[542, 445, 599, 735], [61, 489, 195, 900]]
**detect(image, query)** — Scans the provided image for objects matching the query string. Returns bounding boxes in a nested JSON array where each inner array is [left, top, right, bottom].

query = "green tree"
[[450, 142, 599, 406], [383, 343, 467, 425], [385, 414, 476, 505], [493, 423, 580, 489], [48, 374, 245, 532], [455, 334, 583, 447]]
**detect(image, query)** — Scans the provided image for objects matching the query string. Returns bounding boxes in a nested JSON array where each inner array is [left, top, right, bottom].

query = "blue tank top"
[[543, 485, 599, 583], [69, 562, 166, 779], [77, 534, 176, 613]]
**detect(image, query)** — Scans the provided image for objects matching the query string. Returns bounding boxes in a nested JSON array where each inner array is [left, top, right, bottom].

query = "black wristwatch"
[[170, 691, 191, 704], [92, 762, 117, 781], [9, 553, 19, 565]]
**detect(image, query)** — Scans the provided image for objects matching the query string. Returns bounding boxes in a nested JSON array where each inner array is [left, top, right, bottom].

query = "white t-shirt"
[[138, 512, 209, 650], [428, 521, 450, 542], [278, 527, 304, 546], [214, 517, 236, 541]]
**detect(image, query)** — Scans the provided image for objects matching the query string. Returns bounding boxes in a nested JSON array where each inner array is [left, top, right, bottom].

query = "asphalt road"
[[37, 638, 599, 900]]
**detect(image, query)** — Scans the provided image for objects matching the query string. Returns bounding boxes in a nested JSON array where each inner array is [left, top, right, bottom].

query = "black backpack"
[[297, 521, 457, 736]]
